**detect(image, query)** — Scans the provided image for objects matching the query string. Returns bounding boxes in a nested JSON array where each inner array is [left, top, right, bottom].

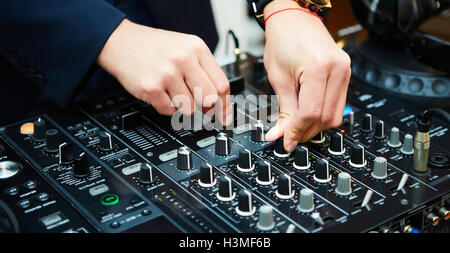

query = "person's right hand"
[[97, 18, 232, 124]]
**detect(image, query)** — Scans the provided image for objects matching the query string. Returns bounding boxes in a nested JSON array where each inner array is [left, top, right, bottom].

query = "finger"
[[168, 77, 196, 115], [142, 87, 176, 115], [265, 70, 299, 142], [283, 70, 327, 152], [300, 68, 350, 142], [183, 62, 219, 108], [199, 48, 232, 125]]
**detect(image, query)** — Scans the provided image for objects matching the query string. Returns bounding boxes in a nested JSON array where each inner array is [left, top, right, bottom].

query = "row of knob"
[[359, 114, 414, 154], [32, 118, 114, 152]]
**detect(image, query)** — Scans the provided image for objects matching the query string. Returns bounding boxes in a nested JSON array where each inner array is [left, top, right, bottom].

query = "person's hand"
[[263, 0, 351, 152], [97, 19, 232, 124]]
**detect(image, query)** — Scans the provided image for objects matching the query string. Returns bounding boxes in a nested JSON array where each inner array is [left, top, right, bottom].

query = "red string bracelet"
[[264, 8, 322, 27]]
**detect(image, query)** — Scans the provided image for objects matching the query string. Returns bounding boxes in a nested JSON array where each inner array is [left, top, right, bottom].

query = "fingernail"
[[286, 141, 298, 153]]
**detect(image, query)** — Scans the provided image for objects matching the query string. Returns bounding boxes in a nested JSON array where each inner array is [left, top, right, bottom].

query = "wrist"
[[263, 0, 304, 18]]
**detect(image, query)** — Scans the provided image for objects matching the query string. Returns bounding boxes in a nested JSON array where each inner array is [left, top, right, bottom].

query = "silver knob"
[[335, 172, 352, 196], [257, 205, 275, 231], [372, 157, 388, 180], [401, 134, 414, 155], [297, 188, 314, 213], [387, 127, 402, 148]]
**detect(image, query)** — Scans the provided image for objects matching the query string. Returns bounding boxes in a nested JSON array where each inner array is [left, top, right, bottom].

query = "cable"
[[417, 108, 450, 132]]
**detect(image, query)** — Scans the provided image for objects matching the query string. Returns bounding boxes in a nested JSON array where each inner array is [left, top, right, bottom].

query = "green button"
[[101, 194, 119, 206]]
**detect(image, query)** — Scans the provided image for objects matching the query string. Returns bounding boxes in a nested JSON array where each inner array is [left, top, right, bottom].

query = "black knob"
[[313, 159, 331, 183], [349, 144, 367, 168], [310, 131, 325, 144], [237, 148, 254, 172], [236, 189, 256, 216], [361, 114, 373, 133], [215, 133, 230, 156], [32, 118, 46, 141], [256, 160, 274, 185], [98, 131, 113, 151], [373, 120, 386, 140], [251, 121, 265, 142], [274, 138, 290, 157], [198, 163, 216, 187], [216, 175, 235, 201], [58, 142, 74, 165], [139, 163, 155, 184], [276, 173, 295, 199], [45, 129, 61, 153], [72, 152, 90, 178], [177, 147, 193, 170], [294, 146, 311, 170], [329, 132, 345, 155]]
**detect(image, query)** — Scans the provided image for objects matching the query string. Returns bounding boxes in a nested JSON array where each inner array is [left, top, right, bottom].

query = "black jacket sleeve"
[[0, 0, 126, 108]]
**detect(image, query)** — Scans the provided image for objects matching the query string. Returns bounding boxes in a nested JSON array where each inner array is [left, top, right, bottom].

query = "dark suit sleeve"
[[0, 0, 126, 108]]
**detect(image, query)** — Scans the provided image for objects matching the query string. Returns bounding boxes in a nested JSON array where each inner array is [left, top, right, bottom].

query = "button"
[[17, 199, 31, 209], [110, 221, 120, 229], [37, 192, 50, 202], [89, 184, 109, 196], [40, 213, 63, 227], [24, 180, 37, 189], [141, 209, 152, 216], [5, 187, 19, 196], [101, 194, 119, 206]]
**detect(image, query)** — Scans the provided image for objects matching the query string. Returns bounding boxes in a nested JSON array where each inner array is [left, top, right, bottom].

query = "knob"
[[216, 175, 235, 201], [237, 148, 254, 172], [256, 160, 274, 185], [72, 152, 89, 178], [349, 144, 367, 168], [387, 127, 402, 148], [257, 205, 275, 231], [361, 114, 373, 133], [400, 134, 414, 155], [328, 132, 345, 155], [293, 146, 311, 170], [274, 138, 290, 157], [139, 163, 155, 184], [45, 129, 61, 153], [215, 133, 230, 156], [32, 118, 46, 141], [310, 131, 325, 144], [251, 121, 265, 142], [198, 163, 216, 187], [98, 131, 113, 151], [276, 173, 295, 199], [297, 188, 314, 213], [373, 120, 386, 140], [313, 159, 332, 183], [58, 142, 74, 165], [235, 189, 256, 216], [335, 172, 352, 196], [371, 157, 388, 180], [177, 147, 193, 170]]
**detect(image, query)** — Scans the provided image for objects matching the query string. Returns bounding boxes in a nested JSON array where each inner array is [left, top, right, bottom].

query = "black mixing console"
[[0, 59, 448, 233]]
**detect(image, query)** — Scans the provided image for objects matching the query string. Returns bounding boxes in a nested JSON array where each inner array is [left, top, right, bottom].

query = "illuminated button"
[[37, 192, 50, 202], [101, 194, 119, 206], [5, 187, 19, 196], [17, 199, 31, 209], [24, 180, 37, 189], [20, 122, 34, 135], [40, 213, 63, 227]]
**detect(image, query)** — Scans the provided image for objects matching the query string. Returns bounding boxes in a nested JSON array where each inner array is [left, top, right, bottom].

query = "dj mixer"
[[0, 58, 448, 233]]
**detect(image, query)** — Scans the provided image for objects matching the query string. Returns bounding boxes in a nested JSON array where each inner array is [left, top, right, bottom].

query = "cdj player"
[[0, 48, 448, 234]]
